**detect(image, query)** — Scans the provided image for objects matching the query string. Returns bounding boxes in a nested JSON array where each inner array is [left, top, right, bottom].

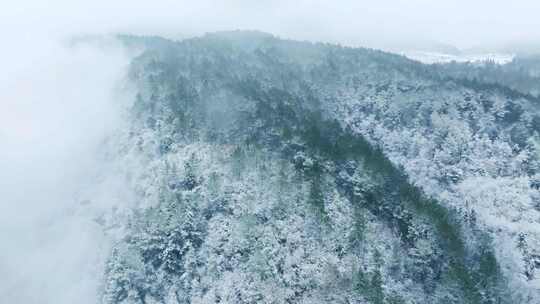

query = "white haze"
[[1, 1, 539, 303], [0, 35, 133, 303], [3, 0, 540, 50]]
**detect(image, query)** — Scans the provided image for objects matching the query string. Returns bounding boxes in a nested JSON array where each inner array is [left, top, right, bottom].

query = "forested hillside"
[[431, 55, 540, 97], [100, 31, 540, 303]]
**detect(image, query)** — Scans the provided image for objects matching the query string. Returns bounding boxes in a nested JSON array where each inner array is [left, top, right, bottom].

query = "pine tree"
[[308, 169, 326, 220], [102, 248, 132, 304], [184, 153, 199, 190]]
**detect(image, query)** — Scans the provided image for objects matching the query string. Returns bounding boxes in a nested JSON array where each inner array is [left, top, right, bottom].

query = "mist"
[[1, 1, 539, 303], [0, 34, 133, 303]]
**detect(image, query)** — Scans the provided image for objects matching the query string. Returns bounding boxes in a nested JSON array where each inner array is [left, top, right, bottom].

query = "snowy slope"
[[96, 32, 540, 304]]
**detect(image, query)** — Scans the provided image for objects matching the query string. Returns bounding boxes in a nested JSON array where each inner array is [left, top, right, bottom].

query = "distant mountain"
[[386, 40, 515, 64], [496, 42, 540, 57], [403, 40, 540, 65], [402, 50, 514, 64], [382, 39, 462, 55], [101, 31, 540, 304]]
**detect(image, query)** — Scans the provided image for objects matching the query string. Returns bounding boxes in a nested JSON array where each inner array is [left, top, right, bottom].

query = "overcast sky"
[[1, 0, 539, 50]]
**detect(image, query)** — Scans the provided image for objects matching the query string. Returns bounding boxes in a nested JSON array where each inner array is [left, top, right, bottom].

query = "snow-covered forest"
[[79, 32, 540, 303]]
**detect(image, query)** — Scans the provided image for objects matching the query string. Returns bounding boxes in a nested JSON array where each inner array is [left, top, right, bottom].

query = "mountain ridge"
[[101, 31, 540, 303]]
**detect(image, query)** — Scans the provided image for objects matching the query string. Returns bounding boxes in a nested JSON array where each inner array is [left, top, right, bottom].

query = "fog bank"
[[0, 37, 132, 303]]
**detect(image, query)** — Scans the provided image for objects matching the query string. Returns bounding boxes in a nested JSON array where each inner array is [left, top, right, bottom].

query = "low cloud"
[[0, 33, 132, 303]]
